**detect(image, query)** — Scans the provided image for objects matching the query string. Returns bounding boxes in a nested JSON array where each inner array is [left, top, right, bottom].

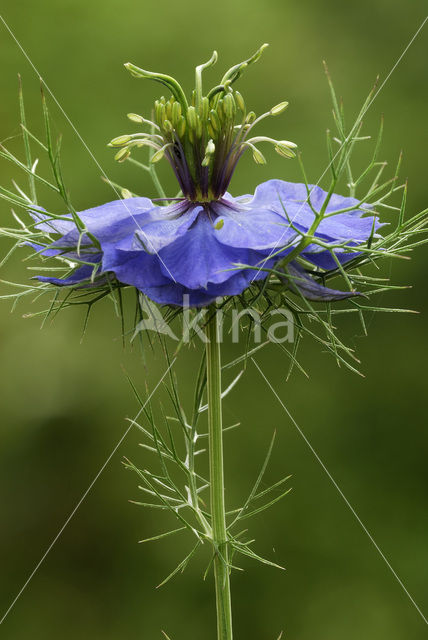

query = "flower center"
[[110, 45, 297, 203]]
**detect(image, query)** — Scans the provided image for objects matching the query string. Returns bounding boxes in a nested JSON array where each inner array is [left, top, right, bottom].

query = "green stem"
[[149, 163, 167, 200], [205, 310, 233, 640]]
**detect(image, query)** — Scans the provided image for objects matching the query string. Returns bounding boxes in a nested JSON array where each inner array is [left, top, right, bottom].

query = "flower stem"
[[205, 310, 233, 640]]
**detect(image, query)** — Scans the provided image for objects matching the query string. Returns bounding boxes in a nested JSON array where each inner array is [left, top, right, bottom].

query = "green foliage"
[[122, 344, 291, 587]]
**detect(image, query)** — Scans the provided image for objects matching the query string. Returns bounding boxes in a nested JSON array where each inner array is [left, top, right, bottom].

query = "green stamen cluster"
[[109, 45, 297, 202]]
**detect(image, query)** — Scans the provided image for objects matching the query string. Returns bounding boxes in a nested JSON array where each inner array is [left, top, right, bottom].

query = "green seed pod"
[[165, 99, 173, 121], [252, 147, 266, 165], [195, 114, 203, 138], [207, 122, 217, 140], [234, 91, 245, 112], [187, 106, 198, 131], [270, 101, 289, 116], [177, 115, 186, 138], [114, 147, 131, 162], [205, 139, 215, 156], [209, 109, 221, 133], [275, 140, 297, 158], [202, 139, 215, 165], [217, 99, 225, 120], [200, 96, 210, 121], [223, 93, 236, 120], [127, 113, 144, 123], [172, 101, 182, 127], [155, 100, 166, 126], [110, 135, 132, 147], [151, 146, 166, 163]]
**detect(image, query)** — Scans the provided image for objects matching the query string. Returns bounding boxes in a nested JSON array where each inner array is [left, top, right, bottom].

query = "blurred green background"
[[0, 0, 427, 638]]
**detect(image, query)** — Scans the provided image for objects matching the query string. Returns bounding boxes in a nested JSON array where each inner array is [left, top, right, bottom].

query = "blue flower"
[[34, 179, 380, 306], [31, 49, 382, 307]]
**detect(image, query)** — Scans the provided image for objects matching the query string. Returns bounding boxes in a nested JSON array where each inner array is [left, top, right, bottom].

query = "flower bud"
[[187, 106, 198, 131], [202, 137, 216, 166], [209, 110, 221, 133], [195, 117, 203, 138], [279, 139, 297, 148], [207, 122, 216, 139], [110, 135, 132, 147], [114, 147, 131, 162], [275, 140, 297, 158], [270, 101, 289, 116], [223, 93, 236, 120], [234, 91, 245, 112], [151, 145, 169, 163], [205, 139, 215, 155], [252, 147, 266, 164], [165, 97, 175, 121], [200, 96, 210, 121], [151, 149, 164, 163], [177, 116, 186, 138], [172, 101, 182, 127], [155, 100, 165, 126], [217, 99, 225, 120], [127, 113, 144, 123]]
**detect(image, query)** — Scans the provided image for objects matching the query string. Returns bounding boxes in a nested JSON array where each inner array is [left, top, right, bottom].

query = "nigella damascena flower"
[[33, 47, 381, 307]]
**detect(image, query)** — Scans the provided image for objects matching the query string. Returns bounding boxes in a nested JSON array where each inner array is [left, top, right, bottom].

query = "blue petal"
[[27, 241, 101, 265], [245, 179, 381, 245], [312, 213, 380, 243], [286, 262, 361, 301], [244, 180, 314, 230], [33, 197, 155, 248], [139, 269, 268, 307], [104, 214, 271, 293], [157, 214, 264, 288], [30, 208, 76, 235], [36, 259, 103, 287], [252, 180, 368, 216], [212, 193, 298, 251], [301, 247, 361, 270], [103, 250, 170, 289], [29, 181, 382, 308], [128, 202, 201, 254]]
